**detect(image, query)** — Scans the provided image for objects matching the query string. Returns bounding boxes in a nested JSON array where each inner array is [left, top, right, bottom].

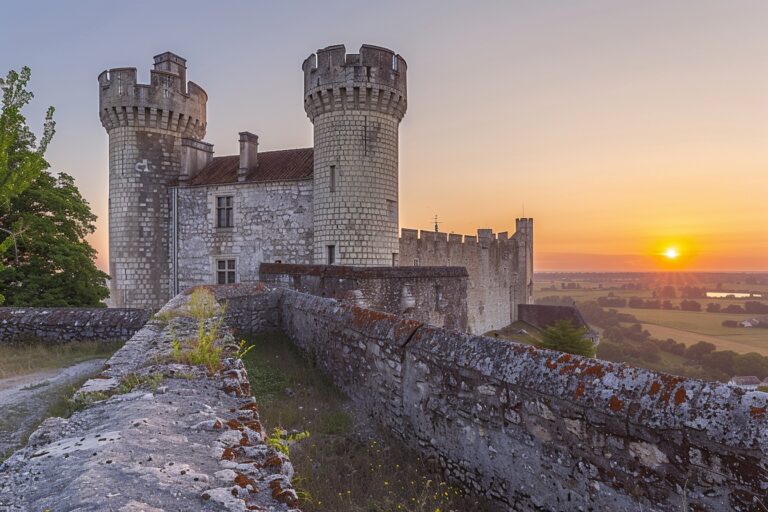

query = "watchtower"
[[303, 44, 407, 266], [98, 52, 207, 308], [513, 218, 534, 308]]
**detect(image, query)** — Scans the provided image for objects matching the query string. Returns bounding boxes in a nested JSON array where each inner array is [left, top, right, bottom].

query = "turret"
[[99, 52, 208, 308], [512, 218, 534, 309], [303, 44, 407, 266]]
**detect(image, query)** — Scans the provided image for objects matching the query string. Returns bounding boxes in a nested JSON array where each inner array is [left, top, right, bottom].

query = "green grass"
[[242, 334, 492, 512], [0, 341, 123, 380]]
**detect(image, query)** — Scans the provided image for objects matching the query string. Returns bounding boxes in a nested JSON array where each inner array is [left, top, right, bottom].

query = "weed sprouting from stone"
[[187, 287, 219, 321], [266, 428, 310, 457], [169, 289, 225, 373], [234, 339, 255, 360]]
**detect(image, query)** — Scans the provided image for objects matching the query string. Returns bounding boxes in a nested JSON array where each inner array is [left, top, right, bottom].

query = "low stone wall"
[[4, 286, 766, 511], [275, 288, 768, 511], [0, 307, 150, 343], [0, 286, 299, 512], [260, 263, 469, 331]]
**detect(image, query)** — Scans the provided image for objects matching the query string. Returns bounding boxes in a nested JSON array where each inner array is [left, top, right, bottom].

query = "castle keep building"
[[99, 45, 533, 333]]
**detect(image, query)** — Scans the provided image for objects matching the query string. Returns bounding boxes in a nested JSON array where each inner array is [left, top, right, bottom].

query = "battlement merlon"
[[400, 226, 532, 247], [302, 44, 407, 121], [97, 53, 207, 139]]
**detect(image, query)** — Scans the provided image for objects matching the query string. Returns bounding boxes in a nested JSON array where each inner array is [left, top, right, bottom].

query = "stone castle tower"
[[303, 45, 407, 266], [98, 52, 207, 308]]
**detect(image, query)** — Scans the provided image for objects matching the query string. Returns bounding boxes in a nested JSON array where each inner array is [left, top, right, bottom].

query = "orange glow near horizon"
[[15, 2, 766, 275]]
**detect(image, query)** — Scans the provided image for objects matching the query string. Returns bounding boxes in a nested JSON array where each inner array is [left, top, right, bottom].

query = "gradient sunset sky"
[[2, 1, 766, 272]]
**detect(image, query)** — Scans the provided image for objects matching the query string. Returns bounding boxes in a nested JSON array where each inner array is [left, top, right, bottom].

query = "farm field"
[[534, 272, 768, 357], [614, 308, 768, 355], [633, 323, 768, 356]]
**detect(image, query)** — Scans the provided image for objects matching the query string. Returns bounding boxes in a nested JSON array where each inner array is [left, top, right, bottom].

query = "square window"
[[216, 259, 236, 284]]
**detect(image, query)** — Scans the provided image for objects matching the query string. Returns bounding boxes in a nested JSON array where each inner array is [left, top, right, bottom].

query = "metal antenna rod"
[[433, 214, 442, 233]]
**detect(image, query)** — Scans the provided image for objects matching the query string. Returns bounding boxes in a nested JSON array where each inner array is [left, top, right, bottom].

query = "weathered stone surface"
[[399, 220, 534, 334], [171, 179, 314, 294], [0, 287, 298, 512], [260, 263, 468, 331], [303, 44, 407, 266], [99, 52, 207, 309], [0, 307, 149, 344], [8, 285, 763, 511], [273, 288, 768, 511]]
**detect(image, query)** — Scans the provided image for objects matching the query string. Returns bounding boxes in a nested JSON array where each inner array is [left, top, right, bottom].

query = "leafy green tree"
[[539, 319, 596, 358], [0, 66, 109, 306], [733, 352, 768, 380], [685, 341, 716, 361], [0, 171, 110, 306], [0, 67, 55, 305]]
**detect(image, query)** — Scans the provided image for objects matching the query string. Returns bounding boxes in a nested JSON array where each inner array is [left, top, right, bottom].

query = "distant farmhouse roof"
[[728, 376, 761, 387], [188, 148, 314, 186]]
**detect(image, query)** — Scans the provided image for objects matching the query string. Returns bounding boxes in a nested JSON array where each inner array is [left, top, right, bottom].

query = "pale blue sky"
[[3, 1, 767, 270]]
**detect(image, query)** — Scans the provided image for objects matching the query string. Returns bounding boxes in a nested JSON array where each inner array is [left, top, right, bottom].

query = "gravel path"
[[0, 359, 106, 457]]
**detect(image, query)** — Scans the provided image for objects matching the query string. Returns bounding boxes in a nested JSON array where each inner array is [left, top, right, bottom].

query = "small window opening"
[[216, 196, 233, 228], [387, 199, 397, 222], [216, 259, 236, 284], [413, 258, 419, 266], [330, 165, 336, 193], [392, 253, 399, 267], [327, 245, 336, 265]]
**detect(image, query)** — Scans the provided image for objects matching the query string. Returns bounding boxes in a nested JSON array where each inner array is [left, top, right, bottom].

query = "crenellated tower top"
[[98, 51, 207, 139], [302, 44, 407, 122]]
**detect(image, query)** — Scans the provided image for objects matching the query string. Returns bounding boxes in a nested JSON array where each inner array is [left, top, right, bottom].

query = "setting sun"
[[664, 248, 680, 259]]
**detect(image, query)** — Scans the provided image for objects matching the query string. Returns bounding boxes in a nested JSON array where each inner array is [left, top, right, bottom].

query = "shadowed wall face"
[[259, 263, 469, 331], [271, 288, 767, 511]]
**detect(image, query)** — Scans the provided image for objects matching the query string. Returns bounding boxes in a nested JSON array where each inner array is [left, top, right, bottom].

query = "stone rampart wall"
[[398, 222, 533, 334], [274, 288, 768, 511], [0, 308, 150, 344], [260, 263, 468, 331], [0, 285, 298, 512]]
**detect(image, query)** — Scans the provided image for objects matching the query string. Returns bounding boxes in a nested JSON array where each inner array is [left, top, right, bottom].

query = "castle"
[[98, 44, 533, 333]]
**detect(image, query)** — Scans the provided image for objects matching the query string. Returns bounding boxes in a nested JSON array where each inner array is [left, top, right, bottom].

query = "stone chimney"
[[180, 138, 214, 183], [238, 132, 258, 182]]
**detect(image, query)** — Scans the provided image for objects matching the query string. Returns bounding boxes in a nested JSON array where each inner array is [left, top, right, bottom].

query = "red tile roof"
[[187, 148, 313, 186]]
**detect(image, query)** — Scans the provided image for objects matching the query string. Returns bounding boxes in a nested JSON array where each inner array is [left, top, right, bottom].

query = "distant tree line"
[[575, 300, 768, 382]]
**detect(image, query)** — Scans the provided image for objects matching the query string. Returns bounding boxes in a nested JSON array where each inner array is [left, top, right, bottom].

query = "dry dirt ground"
[[0, 359, 106, 457]]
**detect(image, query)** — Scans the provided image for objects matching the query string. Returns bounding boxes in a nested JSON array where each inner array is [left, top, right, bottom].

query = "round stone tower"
[[98, 52, 207, 308], [303, 44, 407, 266]]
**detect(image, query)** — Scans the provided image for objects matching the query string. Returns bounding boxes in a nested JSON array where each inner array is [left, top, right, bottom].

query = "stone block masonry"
[[275, 288, 767, 511], [0, 285, 299, 512], [0, 308, 150, 344], [171, 179, 313, 293], [399, 219, 534, 334], [304, 44, 407, 266], [2, 286, 765, 510], [259, 263, 469, 331], [99, 52, 207, 309]]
